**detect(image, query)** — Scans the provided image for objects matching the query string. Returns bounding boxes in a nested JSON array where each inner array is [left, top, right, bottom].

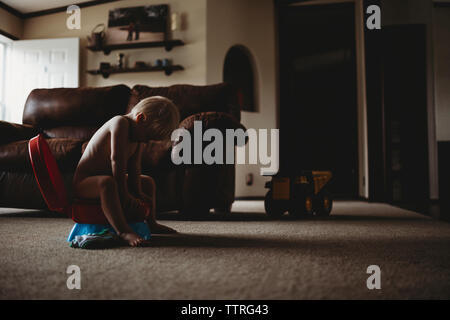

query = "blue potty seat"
[[67, 221, 151, 242]]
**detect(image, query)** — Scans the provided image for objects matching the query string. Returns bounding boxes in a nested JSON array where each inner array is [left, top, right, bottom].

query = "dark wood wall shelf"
[[87, 39, 184, 55], [87, 65, 184, 78]]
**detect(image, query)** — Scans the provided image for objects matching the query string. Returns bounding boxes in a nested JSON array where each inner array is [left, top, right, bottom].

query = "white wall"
[[22, 0, 208, 88], [206, 0, 278, 197]]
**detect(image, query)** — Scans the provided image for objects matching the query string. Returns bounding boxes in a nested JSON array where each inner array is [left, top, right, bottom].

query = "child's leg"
[[140, 175, 156, 216], [141, 175, 177, 234], [74, 175, 144, 246]]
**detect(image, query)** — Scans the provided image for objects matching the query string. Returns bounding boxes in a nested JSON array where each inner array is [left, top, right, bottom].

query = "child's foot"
[[148, 222, 177, 234], [119, 232, 145, 247]]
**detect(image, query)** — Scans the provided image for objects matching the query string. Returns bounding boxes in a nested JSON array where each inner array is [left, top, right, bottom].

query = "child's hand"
[[137, 193, 152, 204], [123, 195, 147, 220], [124, 195, 143, 211]]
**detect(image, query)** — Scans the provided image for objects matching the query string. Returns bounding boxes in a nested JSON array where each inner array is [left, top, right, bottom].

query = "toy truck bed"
[[264, 171, 333, 218]]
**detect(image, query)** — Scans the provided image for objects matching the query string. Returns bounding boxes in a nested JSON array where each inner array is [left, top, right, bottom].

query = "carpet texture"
[[0, 201, 449, 299]]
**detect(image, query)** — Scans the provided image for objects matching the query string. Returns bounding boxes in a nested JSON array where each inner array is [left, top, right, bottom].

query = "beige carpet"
[[1, 201, 450, 300]]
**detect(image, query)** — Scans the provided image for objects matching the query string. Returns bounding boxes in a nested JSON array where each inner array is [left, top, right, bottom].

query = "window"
[[0, 41, 5, 120], [0, 34, 12, 121]]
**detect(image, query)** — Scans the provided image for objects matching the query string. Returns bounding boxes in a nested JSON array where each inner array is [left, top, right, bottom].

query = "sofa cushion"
[[0, 138, 83, 173], [22, 85, 130, 136], [127, 83, 240, 121], [178, 111, 246, 133], [44, 126, 99, 141], [0, 171, 74, 210]]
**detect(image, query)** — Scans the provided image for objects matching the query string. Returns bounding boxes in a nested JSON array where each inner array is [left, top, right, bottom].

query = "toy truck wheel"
[[290, 194, 314, 217], [264, 191, 285, 218], [314, 190, 333, 216]]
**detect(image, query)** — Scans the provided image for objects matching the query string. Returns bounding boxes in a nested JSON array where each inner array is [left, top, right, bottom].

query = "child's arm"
[[128, 143, 144, 197], [128, 143, 152, 203], [110, 118, 133, 204]]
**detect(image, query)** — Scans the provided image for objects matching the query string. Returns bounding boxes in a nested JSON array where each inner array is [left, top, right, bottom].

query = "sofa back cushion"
[[126, 83, 240, 121], [22, 85, 131, 139]]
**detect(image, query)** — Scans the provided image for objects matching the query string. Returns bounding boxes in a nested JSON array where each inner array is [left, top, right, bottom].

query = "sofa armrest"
[[178, 111, 247, 146], [141, 140, 174, 171], [143, 112, 247, 173], [179, 111, 245, 131], [0, 121, 40, 145], [174, 112, 243, 213]]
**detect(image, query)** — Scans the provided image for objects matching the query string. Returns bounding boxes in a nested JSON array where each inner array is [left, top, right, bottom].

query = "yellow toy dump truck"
[[264, 171, 333, 218]]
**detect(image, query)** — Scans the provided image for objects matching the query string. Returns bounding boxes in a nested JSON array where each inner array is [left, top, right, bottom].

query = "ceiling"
[[1, 0, 89, 14]]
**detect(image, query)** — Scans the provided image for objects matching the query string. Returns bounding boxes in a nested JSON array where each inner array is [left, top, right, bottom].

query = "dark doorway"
[[382, 24, 429, 203], [365, 24, 429, 203], [278, 3, 358, 198]]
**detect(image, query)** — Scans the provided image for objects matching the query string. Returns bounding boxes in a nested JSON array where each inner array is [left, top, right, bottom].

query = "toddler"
[[73, 96, 180, 246]]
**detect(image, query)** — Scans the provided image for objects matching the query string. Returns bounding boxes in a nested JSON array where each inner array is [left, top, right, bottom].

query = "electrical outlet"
[[246, 173, 253, 186]]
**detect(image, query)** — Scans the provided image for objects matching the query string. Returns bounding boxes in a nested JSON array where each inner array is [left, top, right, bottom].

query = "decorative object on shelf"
[[87, 64, 184, 78], [170, 12, 187, 40], [162, 58, 171, 67], [105, 5, 169, 46], [87, 23, 105, 49], [134, 61, 147, 68], [171, 12, 179, 32], [117, 53, 125, 68], [99, 62, 112, 78], [155, 59, 163, 67], [99, 62, 111, 70]]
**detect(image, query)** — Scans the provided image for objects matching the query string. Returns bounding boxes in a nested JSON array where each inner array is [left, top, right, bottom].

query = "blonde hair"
[[131, 96, 180, 140]]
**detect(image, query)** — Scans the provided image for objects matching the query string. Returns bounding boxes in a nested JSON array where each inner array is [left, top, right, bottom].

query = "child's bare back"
[[74, 116, 137, 184]]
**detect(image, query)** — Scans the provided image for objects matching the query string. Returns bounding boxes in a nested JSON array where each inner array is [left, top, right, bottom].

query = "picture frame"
[[105, 4, 169, 45]]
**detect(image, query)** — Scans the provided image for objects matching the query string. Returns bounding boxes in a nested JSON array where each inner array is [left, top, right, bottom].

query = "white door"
[[4, 37, 79, 124]]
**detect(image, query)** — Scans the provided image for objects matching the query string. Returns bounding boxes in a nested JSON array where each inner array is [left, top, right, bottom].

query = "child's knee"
[[98, 176, 116, 191], [141, 176, 156, 195], [148, 177, 156, 189]]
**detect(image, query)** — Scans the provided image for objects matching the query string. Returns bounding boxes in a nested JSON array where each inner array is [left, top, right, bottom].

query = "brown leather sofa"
[[0, 83, 245, 217]]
